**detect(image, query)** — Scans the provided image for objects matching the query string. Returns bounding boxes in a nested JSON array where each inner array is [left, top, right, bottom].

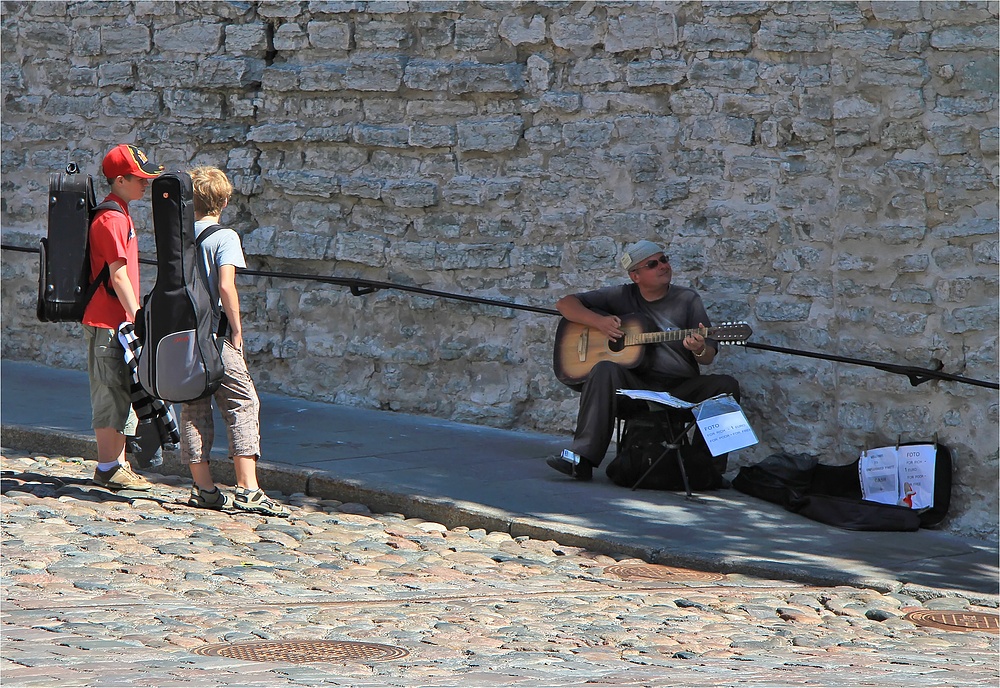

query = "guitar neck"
[[625, 327, 706, 347]]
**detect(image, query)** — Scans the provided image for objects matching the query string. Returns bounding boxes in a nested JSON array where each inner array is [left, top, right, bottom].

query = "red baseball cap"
[[102, 144, 164, 179]]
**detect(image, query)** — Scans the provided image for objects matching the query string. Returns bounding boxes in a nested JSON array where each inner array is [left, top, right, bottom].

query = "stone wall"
[[2, 1, 997, 537]]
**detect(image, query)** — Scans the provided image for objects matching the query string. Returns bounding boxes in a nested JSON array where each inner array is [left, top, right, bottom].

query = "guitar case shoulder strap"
[[194, 223, 237, 338]]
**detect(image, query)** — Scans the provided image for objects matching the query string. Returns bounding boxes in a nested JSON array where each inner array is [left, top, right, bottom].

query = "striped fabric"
[[117, 323, 181, 449]]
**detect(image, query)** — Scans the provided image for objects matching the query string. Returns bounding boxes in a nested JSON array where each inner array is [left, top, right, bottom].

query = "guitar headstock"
[[708, 322, 753, 345]]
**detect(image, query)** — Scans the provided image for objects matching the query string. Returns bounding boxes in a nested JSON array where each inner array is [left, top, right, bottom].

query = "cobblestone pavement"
[[3, 450, 998, 687]]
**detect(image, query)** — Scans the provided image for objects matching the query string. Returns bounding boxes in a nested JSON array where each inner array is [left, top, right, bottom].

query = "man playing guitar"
[[547, 240, 741, 481]]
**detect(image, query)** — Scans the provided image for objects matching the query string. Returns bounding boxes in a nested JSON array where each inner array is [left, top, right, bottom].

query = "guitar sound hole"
[[608, 336, 625, 353]]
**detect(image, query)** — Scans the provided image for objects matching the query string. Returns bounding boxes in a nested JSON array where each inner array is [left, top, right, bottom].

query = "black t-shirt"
[[575, 282, 712, 379]]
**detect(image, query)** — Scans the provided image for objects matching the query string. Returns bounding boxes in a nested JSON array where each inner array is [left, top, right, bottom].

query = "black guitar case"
[[136, 171, 224, 403], [37, 166, 119, 322]]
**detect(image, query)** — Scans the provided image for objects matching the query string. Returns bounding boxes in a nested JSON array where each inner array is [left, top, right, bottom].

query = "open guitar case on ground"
[[732, 439, 953, 531]]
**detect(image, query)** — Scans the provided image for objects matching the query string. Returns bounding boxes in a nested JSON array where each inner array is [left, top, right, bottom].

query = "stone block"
[[198, 57, 265, 88], [605, 10, 677, 52], [102, 91, 161, 118], [703, 1, 772, 17], [931, 25, 999, 51], [562, 121, 613, 149], [885, 88, 924, 118], [262, 64, 300, 91], [540, 92, 581, 112], [153, 20, 223, 53], [243, 226, 275, 256], [499, 15, 546, 45], [833, 96, 880, 120], [264, 170, 340, 198], [332, 232, 389, 266], [299, 62, 348, 91], [345, 55, 404, 91], [757, 19, 830, 52], [568, 58, 618, 86], [454, 18, 498, 51], [613, 115, 679, 145], [352, 124, 410, 148], [258, 0, 306, 17], [526, 54, 552, 92], [832, 29, 894, 51], [719, 93, 773, 117], [934, 95, 995, 116], [413, 214, 462, 239], [355, 19, 411, 49], [248, 122, 305, 143], [869, 1, 922, 21], [879, 120, 924, 151], [439, 242, 512, 270], [928, 123, 973, 155], [524, 124, 562, 147], [403, 59, 453, 91], [571, 237, 619, 271], [273, 21, 309, 51], [97, 62, 133, 87], [383, 179, 438, 208], [755, 298, 812, 322], [720, 117, 754, 145], [682, 23, 752, 52], [688, 58, 759, 89], [101, 23, 152, 54], [308, 21, 352, 50], [550, 15, 602, 52], [394, 240, 438, 269], [625, 59, 687, 87], [417, 15, 455, 49], [226, 23, 269, 54], [274, 231, 330, 260], [456, 117, 523, 152], [980, 127, 1000, 155], [859, 56, 929, 88], [341, 176, 383, 199], [669, 89, 714, 115], [442, 176, 484, 205], [409, 124, 456, 148], [450, 62, 524, 94]]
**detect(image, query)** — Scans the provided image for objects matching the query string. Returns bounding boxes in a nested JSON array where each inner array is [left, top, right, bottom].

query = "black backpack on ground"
[[606, 414, 723, 491], [732, 442, 953, 531], [136, 172, 224, 403], [37, 164, 121, 322]]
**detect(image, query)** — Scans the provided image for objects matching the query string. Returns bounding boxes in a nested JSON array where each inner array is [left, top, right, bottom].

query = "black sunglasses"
[[636, 255, 669, 271]]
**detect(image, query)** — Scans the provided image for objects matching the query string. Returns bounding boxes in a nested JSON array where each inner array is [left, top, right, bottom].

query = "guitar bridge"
[[577, 328, 588, 362]]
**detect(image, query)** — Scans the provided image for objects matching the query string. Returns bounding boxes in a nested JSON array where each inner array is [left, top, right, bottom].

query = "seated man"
[[547, 240, 741, 481]]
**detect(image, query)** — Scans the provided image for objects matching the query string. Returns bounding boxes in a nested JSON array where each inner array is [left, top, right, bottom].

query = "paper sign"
[[695, 410, 758, 457], [859, 444, 936, 509], [617, 389, 696, 409], [858, 447, 900, 506], [897, 444, 936, 509]]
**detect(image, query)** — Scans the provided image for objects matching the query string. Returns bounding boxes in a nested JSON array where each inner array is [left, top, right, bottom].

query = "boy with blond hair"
[[181, 165, 287, 516]]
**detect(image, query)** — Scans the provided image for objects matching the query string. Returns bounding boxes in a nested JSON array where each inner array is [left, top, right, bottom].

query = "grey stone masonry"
[[1, 1, 997, 539]]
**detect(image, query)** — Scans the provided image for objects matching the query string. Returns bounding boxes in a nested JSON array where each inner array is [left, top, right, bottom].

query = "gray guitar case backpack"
[[136, 171, 223, 403]]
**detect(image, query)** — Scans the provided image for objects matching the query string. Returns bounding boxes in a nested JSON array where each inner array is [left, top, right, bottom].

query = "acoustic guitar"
[[552, 313, 752, 387]]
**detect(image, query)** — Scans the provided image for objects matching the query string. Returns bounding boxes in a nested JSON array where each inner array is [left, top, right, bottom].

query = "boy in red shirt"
[[84, 144, 163, 490]]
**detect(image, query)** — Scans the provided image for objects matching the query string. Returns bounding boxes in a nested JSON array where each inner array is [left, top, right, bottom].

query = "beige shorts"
[[84, 325, 138, 435], [181, 338, 261, 463]]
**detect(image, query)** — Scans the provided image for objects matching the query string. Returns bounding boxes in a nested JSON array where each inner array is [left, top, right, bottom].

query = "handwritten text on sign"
[[696, 411, 758, 457]]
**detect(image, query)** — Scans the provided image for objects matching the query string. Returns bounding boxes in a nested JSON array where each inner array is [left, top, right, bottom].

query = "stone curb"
[[3, 423, 997, 607]]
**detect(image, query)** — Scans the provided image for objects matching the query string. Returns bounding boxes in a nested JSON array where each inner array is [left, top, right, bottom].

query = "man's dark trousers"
[[569, 360, 741, 473]]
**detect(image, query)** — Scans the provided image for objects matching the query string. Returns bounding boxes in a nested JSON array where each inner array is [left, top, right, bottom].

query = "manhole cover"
[[903, 610, 1000, 633], [604, 563, 726, 583], [192, 639, 410, 663]]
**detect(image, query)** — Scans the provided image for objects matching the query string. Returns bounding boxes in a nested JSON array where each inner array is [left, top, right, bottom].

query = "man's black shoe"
[[546, 455, 593, 481]]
